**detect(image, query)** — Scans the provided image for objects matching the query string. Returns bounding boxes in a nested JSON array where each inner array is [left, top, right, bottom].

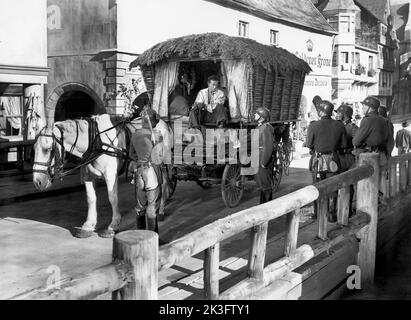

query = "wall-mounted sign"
[[47, 5, 62, 30], [304, 77, 329, 87]]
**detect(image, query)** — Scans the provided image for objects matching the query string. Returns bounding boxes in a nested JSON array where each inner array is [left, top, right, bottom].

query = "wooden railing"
[[16, 152, 399, 300]]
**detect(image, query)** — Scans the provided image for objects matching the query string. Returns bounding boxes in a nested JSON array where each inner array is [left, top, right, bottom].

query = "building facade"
[[0, 0, 49, 164], [314, 0, 397, 119], [390, 0, 411, 123], [45, 0, 335, 124]]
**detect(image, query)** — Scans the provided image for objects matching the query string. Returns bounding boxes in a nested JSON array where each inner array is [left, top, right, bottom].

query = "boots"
[[259, 190, 273, 204], [136, 213, 146, 230], [147, 217, 167, 245], [146, 217, 159, 233]]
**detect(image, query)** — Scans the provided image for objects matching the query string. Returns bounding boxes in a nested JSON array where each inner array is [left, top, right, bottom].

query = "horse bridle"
[[32, 126, 66, 181]]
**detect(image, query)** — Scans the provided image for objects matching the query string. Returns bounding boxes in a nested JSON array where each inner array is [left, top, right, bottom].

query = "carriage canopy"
[[130, 33, 311, 123]]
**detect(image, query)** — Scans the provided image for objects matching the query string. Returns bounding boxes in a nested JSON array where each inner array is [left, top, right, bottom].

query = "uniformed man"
[[129, 107, 163, 236], [378, 106, 395, 158], [254, 107, 275, 204], [306, 100, 347, 221], [335, 104, 358, 171], [353, 96, 390, 203], [353, 96, 390, 156], [335, 104, 358, 216]]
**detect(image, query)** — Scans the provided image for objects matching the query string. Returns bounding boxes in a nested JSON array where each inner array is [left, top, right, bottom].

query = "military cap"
[[336, 104, 353, 118], [361, 96, 380, 110], [318, 100, 334, 116], [255, 107, 270, 121], [312, 96, 323, 110]]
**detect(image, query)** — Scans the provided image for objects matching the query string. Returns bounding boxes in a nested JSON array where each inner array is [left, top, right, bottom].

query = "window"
[[328, 16, 338, 31], [238, 21, 249, 37], [368, 55, 374, 70], [341, 52, 349, 64], [355, 52, 360, 65], [351, 52, 354, 64], [270, 29, 278, 46], [340, 15, 351, 32], [0, 96, 23, 137]]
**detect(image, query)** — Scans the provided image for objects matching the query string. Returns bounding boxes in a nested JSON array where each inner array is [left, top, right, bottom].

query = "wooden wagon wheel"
[[221, 164, 244, 208], [272, 151, 283, 193]]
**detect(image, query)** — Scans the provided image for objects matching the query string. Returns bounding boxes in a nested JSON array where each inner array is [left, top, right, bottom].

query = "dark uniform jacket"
[[258, 122, 275, 167], [306, 116, 346, 153], [343, 120, 358, 151], [352, 112, 389, 151]]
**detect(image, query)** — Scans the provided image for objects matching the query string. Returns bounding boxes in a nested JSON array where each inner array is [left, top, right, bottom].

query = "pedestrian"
[[254, 107, 275, 204], [307, 95, 323, 171], [306, 100, 347, 222], [129, 107, 164, 240], [395, 121, 411, 155]]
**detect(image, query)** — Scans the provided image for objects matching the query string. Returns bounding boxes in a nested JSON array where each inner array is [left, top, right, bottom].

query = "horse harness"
[[33, 118, 132, 181]]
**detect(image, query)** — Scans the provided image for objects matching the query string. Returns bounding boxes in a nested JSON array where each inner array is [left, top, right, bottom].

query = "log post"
[[389, 163, 397, 197], [284, 209, 300, 256], [408, 159, 411, 186], [317, 196, 328, 240], [248, 222, 268, 280], [337, 186, 350, 226], [400, 161, 407, 192], [112, 230, 158, 300], [204, 243, 220, 300], [356, 153, 379, 286]]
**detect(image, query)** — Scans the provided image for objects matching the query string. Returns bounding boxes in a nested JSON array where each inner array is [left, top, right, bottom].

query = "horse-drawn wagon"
[[131, 33, 311, 208]]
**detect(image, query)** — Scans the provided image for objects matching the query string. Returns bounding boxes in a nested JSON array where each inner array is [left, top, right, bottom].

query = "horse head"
[[32, 125, 65, 191]]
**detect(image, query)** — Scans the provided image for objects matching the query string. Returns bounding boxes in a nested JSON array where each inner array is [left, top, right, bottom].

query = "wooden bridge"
[[14, 152, 411, 300]]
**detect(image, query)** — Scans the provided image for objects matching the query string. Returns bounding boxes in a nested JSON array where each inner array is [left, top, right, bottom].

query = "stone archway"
[[45, 83, 105, 123]]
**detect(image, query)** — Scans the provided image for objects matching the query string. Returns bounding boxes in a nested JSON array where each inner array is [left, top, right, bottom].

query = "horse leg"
[[74, 179, 97, 238], [98, 169, 121, 238]]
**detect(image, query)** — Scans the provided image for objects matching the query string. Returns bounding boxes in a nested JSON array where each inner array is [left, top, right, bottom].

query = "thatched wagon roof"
[[130, 33, 311, 74]]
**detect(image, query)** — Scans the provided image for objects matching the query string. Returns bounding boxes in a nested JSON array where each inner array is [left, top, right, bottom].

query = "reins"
[[33, 118, 132, 181]]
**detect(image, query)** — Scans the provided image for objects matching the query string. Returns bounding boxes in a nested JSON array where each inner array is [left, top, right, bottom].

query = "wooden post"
[[408, 159, 411, 186], [389, 163, 397, 197], [400, 161, 407, 192], [112, 230, 158, 300], [379, 166, 388, 202], [204, 243, 220, 300], [356, 153, 379, 286], [284, 209, 300, 256], [317, 196, 328, 240], [337, 186, 350, 226], [248, 222, 268, 280]]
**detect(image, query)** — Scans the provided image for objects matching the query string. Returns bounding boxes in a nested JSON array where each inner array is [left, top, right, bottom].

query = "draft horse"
[[32, 114, 172, 238]]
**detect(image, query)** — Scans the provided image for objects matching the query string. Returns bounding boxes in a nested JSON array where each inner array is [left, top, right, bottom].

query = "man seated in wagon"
[[188, 75, 229, 129]]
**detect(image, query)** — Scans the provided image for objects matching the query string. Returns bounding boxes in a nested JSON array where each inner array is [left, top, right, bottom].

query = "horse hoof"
[[98, 229, 116, 238], [73, 228, 94, 239]]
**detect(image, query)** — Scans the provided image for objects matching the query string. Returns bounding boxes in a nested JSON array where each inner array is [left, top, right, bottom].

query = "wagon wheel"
[[197, 180, 213, 189], [166, 165, 178, 197], [272, 153, 283, 193], [221, 164, 244, 208]]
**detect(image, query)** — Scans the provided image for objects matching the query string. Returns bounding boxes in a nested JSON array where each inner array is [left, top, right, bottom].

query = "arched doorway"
[[46, 83, 105, 122], [54, 90, 102, 121]]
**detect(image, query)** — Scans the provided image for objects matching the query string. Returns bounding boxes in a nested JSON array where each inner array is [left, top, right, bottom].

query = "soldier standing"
[[353, 96, 389, 155], [378, 106, 395, 158], [353, 96, 390, 202], [129, 108, 164, 238], [306, 100, 347, 221], [335, 104, 358, 216], [254, 107, 275, 204]]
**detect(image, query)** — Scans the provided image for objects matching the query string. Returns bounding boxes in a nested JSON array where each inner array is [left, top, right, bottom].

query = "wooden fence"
[[15, 152, 411, 300]]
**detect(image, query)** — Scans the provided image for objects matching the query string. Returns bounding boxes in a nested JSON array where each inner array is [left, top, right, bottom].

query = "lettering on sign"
[[47, 5, 62, 30], [304, 78, 329, 87], [295, 51, 332, 69]]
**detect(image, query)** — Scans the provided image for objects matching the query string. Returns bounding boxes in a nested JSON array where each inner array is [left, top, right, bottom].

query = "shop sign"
[[47, 5, 62, 30]]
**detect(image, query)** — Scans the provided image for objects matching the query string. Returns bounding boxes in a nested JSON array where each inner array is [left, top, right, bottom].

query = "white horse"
[[32, 114, 173, 238]]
